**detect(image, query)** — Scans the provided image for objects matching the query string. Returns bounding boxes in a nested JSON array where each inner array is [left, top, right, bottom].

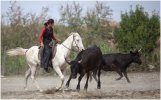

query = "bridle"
[[61, 34, 80, 52], [73, 35, 80, 51]]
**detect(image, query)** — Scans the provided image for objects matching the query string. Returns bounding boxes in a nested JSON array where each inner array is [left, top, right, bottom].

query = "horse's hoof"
[[40, 89, 43, 92], [56, 87, 61, 92], [56, 88, 60, 92], [62, 90, 65, 93], [64, 87, 70, 91], [24, 88, 28, 91]]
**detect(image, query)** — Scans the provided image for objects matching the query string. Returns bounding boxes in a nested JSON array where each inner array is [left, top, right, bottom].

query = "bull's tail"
[[90, 59, 106, 82], [90, 59, 105, 82], [89, 72, 98, 82], [89, 69, 98, 82], [85, 72, 93, 82], [6, 47, 28, 56], [89, 72, 93, 82]]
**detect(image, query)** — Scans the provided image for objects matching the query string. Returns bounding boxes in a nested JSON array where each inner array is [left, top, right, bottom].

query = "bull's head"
[[130, 49, 142, 64]]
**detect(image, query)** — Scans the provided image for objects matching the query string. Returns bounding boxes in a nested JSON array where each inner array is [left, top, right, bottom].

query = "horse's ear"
[[69, 32, 74, 36]]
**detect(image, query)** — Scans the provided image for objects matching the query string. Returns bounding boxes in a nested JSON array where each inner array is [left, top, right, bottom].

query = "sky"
[[1, 1, 160, 23]]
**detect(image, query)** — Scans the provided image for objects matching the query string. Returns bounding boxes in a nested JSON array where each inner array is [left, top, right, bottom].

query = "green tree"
[[59, 1, 83, 32], [83, 1, 113, 47], [84, 1, 112, 35], [114, 5, 160, 55]]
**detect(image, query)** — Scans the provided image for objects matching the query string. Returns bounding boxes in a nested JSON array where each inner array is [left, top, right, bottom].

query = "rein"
[[61, 43, 77, 52]]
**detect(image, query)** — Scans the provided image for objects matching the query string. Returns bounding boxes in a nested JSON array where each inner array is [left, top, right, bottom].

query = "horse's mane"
[[69, 32, 80, 37]]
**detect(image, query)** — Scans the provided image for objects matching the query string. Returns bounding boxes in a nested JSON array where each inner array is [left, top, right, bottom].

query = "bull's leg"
[[111, 64, 123, 80], [115, 69, 123, 80], [24, 68, 31, 90], [65, 75, 72, 88], [76, 74, 85, 90], [84, 73, 90, 90], [30, 65, 43, 92], [123, 70, 130, 83], [116, 75, 123, 80], [54, 66, 65, 92], [97, 68, 101, 89]]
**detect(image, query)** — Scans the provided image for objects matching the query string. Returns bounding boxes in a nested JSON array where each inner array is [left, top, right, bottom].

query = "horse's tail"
[[6, 47, 28, 56]]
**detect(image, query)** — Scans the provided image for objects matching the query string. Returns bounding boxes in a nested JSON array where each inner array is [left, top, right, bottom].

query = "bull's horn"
[[78, 59, 82, 63], [64, 57, 71, 65], [138, 48, 142, 52]]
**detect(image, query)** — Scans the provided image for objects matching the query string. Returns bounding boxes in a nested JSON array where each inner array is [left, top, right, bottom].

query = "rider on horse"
[[39, 18, 61, 72]]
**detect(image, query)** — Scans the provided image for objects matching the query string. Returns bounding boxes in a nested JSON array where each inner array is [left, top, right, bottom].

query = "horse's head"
[[71, 32, 85, 52]]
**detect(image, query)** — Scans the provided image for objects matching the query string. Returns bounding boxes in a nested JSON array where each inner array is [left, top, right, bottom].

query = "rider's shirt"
[[39, 27, 57, 44]]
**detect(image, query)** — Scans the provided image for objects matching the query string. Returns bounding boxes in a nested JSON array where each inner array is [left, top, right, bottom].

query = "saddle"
[[38, 41, 57, 66]]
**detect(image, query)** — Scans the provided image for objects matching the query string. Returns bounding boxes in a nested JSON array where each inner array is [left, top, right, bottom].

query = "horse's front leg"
[[54, 66, 65, 92]]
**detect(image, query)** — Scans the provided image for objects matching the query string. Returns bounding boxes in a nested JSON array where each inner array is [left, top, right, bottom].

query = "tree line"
[[1, 1, 160, 75]]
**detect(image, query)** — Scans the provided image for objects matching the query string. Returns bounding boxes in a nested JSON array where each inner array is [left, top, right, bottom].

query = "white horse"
[[7, 32, 85, 92]]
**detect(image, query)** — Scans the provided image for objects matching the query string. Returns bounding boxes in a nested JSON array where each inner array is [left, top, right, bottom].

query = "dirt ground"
[[1, 72, 160, 99]]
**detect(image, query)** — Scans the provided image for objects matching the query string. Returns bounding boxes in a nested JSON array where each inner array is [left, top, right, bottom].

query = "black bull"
[[92, 50, 142, 83], [65, 49, 142, 89], [65, 45, 105, 90]]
